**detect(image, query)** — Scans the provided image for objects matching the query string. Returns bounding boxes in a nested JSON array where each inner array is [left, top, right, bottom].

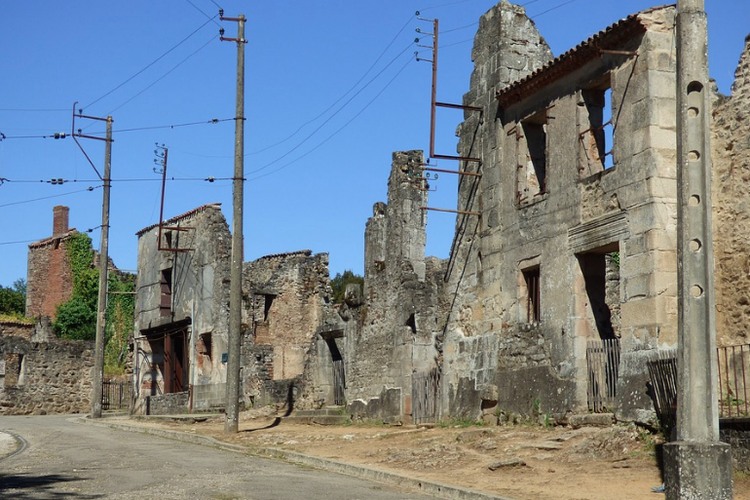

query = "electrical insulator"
[[54, 132, 66, 139]]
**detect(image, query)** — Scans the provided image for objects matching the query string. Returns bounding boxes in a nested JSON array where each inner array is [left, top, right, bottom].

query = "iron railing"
[[718, 343, 750, 418], [102, 380, 132, 411]]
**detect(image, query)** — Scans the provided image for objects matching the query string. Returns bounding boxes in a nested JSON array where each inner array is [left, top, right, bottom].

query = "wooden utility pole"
[[220, 12, 246, 434], [91, 116, 113, 419], [663, 1, 733, 497]]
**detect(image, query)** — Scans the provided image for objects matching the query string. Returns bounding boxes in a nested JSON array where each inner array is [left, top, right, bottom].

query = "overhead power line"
[[248, 53, 414, 182], [0, 185, 101, 208], [104, 33, 217, 115], [83, 16, 218, 111]]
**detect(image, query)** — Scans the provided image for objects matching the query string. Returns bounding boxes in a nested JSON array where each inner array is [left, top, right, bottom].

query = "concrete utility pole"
[[91, 116, 113, 419], [220, 13, 246, 434], [663, 1, 733, 498]]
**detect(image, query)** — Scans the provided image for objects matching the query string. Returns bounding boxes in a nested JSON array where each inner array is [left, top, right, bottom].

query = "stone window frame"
[[515, 109, 549, 207], [518, 256, 542, 324], [577, 75, 615, 178]]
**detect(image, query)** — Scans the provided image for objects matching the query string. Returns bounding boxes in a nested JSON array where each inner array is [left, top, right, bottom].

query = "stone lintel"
[[663, 441, 733, 500], [568, 211, 628, 254]]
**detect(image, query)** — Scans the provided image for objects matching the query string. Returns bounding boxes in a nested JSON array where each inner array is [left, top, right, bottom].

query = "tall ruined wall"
[[0, 321, 94, 415], [241, 250, 331, 407], [443, 1, 553, 420], [712, 35, 750, 346], [133, 204, 231, 412], [345, 150, 443, 423]]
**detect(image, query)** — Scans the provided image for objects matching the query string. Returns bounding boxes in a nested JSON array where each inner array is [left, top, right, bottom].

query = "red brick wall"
[[26, 239, 74, 319]]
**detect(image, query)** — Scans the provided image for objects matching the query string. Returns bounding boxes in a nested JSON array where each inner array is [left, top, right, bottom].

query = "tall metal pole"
[[664, 1, 733, 497], [91, 116, 112, 419], [222, 13, 246, 434]]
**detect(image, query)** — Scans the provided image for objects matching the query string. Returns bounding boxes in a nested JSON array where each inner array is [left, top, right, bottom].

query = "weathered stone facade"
[[241, 250, 332, 409], [438, 3, 680, 423], [339, 151, 445, 423], [712, 35, 750, 347], [133, 204, 334, 415], [133, 204, 232, 414], [0, 319, 94, 415], [26, 205, 76, 318]]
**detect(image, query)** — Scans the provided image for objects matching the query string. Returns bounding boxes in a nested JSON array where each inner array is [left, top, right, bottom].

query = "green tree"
[[0, 278, 26, 318], [330, 270, 364, 304]]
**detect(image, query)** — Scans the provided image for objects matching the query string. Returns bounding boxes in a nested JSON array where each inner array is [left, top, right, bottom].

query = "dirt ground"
[[123, 410, 750, 500]]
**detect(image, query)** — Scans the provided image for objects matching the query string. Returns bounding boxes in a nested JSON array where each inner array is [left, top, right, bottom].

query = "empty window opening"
[[579, 83, 614, 176], [517, 111, 547, 204], [199, 333, 212, 360], [522, 267, 541, 323], [160, 268, 173, 317], [263, 294, 275, 322], [406, 313, 417, 335], [164, 230, 173, 249]]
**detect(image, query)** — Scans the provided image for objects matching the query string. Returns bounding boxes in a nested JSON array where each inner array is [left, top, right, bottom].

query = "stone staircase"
[[283, 406, 349, 425]]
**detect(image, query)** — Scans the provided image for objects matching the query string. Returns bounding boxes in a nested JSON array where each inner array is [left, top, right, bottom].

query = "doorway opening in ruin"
[[321, 331, 346, 406], [145, 323, 190, 395], [577, 245, 621, 412]]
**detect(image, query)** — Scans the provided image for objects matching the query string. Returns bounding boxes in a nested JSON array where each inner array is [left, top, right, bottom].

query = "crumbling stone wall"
[[241, 250, 330, 408], [0, 321, 94, 415], [345, 151, 443, 423], [712, 35, 750, 346]]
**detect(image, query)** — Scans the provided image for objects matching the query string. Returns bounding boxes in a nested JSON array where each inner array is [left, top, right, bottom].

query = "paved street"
[[0, 414, 435, 500]]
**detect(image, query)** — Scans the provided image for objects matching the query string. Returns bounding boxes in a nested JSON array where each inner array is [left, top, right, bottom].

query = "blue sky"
[[1, 0, 748, 288]]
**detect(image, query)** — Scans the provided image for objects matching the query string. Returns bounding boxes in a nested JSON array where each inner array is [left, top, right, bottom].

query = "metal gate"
[[333, 359, 346, 406], [586, 339, 620, 412], [412, 368, 440, 424], [102, 380, 132, 411]]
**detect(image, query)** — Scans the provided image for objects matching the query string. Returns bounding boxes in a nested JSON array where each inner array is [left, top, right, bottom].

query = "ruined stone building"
[[339, 2, 750, 426], [440, 2, 681, 423], [130, 2, 750, 426], [132, 204, 334, 414]]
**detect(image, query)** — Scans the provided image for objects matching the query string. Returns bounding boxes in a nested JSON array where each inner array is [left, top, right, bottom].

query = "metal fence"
[[646, 350, 678, 434], [102, 380, 132, 411], [412, 368, 440, 424], [586, 339, 621, 412], [718, 343, 750, 418]]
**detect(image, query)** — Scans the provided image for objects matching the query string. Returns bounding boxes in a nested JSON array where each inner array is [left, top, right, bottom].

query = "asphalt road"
[[0, 414, 436, 500]]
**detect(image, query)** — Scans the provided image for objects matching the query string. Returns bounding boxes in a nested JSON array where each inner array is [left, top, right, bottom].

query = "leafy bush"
[[330, 270, 364, 304]]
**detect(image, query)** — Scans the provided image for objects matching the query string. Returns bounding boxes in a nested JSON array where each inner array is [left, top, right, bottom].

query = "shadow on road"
[[0, 472, 103, 499]]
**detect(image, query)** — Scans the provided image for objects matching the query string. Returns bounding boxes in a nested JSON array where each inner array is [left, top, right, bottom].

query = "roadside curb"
[[76, 416, 519, 500]]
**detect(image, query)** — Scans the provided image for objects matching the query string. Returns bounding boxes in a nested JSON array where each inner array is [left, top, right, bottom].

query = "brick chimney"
[[53, 205, 69, 236]]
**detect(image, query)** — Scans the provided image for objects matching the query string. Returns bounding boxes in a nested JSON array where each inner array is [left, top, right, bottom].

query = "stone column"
[[663, 1, 733, 498]]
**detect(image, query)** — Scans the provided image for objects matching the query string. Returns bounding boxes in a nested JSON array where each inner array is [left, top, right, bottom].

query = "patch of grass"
[[437, 417, 486, 428]]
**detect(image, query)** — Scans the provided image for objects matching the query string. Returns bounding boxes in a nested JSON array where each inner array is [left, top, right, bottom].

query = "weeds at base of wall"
[[436, 417, 487, 429]]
